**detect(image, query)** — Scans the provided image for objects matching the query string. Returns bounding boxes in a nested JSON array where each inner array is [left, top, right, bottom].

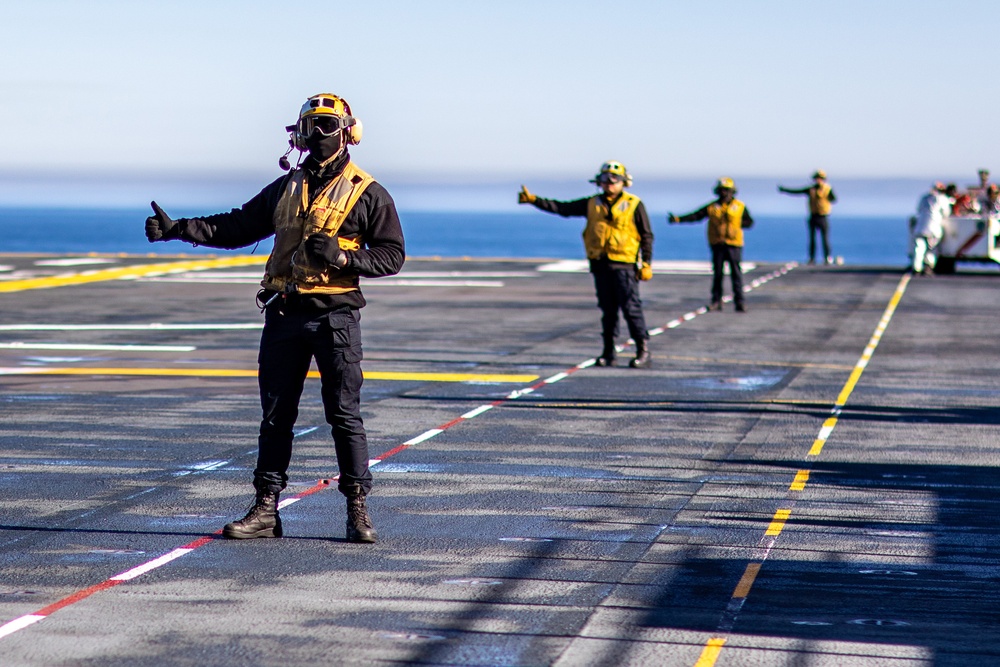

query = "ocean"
[[0, 208, 910, 266], [0, 175, 948, 265]]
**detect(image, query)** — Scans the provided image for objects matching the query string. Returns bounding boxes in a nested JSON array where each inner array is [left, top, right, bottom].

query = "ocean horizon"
[[0, 207, 910, 267], [0, 173, 976, 267]]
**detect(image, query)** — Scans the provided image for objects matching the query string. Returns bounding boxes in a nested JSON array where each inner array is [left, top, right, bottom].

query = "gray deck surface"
[[0, 254, 997, 666]]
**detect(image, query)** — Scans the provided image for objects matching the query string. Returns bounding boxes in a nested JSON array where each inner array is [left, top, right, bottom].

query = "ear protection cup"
[[347, 119, 363, 145], [340, 99, 362, 145]]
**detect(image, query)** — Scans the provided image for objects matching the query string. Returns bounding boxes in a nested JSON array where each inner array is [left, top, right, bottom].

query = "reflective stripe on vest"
[[707, 199, 746, 247], [583, 192, 642, 262], [809, 182, 832, 215], [262, 161, 375, 295]]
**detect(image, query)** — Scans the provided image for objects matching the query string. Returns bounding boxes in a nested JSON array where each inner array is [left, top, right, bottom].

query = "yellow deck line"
[[0, 367, 537, 383], [732, 563, 762, 599], [696, 273, 912, 667], [0, 256, 267, 293], [833, 273, 910, 408], [765, 509, 792, 536], [693, 638, 726, 667]]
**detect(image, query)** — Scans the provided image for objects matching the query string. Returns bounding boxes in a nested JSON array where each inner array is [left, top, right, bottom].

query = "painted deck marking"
[[693, 638, 726, 667], [461, 405, 494, 419], [790, 470, 810, 491], [0, 262, 802, 642], [110, 548, 194, 581], [0, 367, 537, 383], [695, 272, 911, 666], [0, 324, 261, 331], [0, 256, 267, 293], [732, 563, 762, 599], [0, 343, 196, 352], [765, 509, 792, 536]]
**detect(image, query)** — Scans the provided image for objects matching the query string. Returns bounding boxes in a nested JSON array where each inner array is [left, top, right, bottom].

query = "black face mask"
[[305, 131, 344, 163]]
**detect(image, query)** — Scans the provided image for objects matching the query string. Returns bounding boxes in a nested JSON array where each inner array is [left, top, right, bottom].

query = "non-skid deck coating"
[[0, 253, 997, 667]]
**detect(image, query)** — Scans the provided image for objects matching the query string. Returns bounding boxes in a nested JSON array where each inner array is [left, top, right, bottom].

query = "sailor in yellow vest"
[[144, 93, 404, 544], [518, 161, 654, 368], [669, 177, 754, 312], [778, 170, 837, 265]]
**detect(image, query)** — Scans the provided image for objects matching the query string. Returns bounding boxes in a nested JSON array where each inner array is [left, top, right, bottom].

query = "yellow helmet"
[[592, 160, 633, 187], [714, 177, 736, 194], [288, 93, 363, 148]]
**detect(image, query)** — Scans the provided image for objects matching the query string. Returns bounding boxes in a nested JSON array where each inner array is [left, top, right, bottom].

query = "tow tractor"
[[911, 213, 1000, 273]]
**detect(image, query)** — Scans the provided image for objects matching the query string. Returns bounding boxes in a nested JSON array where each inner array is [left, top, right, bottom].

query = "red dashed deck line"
[[0, 263, 795, 640]]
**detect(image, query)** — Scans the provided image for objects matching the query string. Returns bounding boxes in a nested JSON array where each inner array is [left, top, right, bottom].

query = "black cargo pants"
[[254, 306, 371, 497], [710, 243, 745, 307], [590, 258, 649, 343], [808, 214, 831, 262]]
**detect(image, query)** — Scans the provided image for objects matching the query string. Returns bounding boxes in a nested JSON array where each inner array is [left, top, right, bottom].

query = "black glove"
[[305, 233, 348, 268], [145, 201, 179, 242]]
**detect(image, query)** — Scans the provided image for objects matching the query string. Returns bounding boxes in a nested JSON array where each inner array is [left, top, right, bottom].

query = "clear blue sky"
[[2, 0, 997, 184]]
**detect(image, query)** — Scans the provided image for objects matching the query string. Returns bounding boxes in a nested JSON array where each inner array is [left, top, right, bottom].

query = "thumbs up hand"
[[145, 201, 179, 242], [518, 185, 536, 205]]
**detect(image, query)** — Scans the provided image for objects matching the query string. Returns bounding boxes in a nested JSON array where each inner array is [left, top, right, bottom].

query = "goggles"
[[598, 173, 624, 185], [298, 114, 354, 138]]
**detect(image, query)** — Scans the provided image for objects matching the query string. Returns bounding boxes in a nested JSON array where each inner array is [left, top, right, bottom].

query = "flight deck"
[[0, 253, 997, 666]]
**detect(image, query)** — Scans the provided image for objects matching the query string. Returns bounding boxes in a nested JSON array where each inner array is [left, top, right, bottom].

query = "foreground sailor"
[[669, 177, 754, 312], [144, 93, 405, 543], [778, 169, 837, 265], [518, 161, 654, 368]]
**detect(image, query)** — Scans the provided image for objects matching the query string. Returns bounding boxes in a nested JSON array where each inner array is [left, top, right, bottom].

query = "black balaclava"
[[305, 130, 345, 165]]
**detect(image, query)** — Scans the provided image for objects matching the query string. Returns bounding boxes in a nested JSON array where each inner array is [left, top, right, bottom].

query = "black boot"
[[595, 338, 616, 367], [630, 339, 651, 368], [223, 491, 282, 539], [344, 484, 377, 543]]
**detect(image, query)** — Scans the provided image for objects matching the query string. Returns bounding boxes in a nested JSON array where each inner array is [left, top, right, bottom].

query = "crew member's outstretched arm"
[[518, 185, 591, 218]]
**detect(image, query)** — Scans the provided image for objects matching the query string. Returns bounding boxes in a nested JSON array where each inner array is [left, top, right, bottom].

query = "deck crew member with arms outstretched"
[[518, 161, 654, 368], [669, 177, 754, 312], [144, 93, 405, 543], [778, 169, 836, 265]]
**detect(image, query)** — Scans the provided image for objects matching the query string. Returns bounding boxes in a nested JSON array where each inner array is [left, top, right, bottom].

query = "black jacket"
[[169, 151, 405, 310]]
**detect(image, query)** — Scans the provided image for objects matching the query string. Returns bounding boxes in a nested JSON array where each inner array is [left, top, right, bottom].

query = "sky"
[[1, 0, 998, 209]]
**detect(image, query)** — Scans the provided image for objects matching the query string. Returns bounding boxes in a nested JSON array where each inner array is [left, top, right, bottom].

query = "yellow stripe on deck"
[[693, 638, 726, 667], [0, 256, 267, 293], [765, 509, 792, 536], [0, 367, 537, 383]]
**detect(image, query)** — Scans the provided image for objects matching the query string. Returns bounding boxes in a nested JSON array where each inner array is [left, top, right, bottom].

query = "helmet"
[[714, 177, 736, 195], [287, 93, 363, 149], [591, 160, 633, 187], [812, 169, 827, 180]]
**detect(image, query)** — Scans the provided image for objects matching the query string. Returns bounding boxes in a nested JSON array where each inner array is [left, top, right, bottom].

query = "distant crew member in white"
[[911, 183, 953, 276]]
